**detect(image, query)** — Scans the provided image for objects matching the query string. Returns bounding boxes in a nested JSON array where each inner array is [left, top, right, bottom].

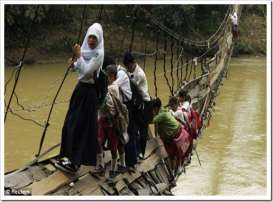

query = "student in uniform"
[[168, 96, 186, 126], [98, 56, 138, 171], [96, 65, 128, 179], [152, 98, 192, 176], [116, 64, 139, 170], [230, 11, 239, 39], [56, 23, 104, 173], [178, 89, 201, 140], [123, 51, 152, 160]]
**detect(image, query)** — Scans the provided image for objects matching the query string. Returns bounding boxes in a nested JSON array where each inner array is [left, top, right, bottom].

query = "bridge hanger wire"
[[162, 34, 172, 95], [36, 6, 88, 157], [3, 4, 234, 161], [12, 4, 226, 120], [117, 8, 131, 64], [5, 6, 96, 125], [170, 38, 174, 95], [176, 43, 180, 89], [153, 29, 159, 97], [129, 5, 138, 52], [143, 24, 150, 71]]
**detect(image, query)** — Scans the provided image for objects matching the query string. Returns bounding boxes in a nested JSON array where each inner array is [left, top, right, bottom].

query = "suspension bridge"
[[4, 4, 241, 196]]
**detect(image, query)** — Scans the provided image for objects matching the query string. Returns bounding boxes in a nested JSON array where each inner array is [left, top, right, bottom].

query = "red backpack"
[[182, 108, 201, 139]]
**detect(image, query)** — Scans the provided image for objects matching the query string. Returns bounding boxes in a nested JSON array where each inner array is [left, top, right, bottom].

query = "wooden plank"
[[31, 170, 69, 195], [30, 163, 92, 195], [71, 174, 100, 194], [31, 137, 164, 195], [28, 166, 49, 182], [31, 151, 111, 195], [139, 153, 160, 173], [5, 171, 33, 189], [80, 138, 162, 194], [82, 186, 103, 195]]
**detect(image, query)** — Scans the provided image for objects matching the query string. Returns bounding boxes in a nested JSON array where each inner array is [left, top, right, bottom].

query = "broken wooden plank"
[[31, 170, 69, 195], [30, 164, 91, 195], [5, 171, 33, 189]]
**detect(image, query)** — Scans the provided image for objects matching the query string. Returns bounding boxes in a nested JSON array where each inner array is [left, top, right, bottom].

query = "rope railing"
[[6, 12, 226, 131], [147, 40, 222, 81], [176, 46, 181, 89], [4, 4, 239, 166], [153, 30, 159, 97], [139, 5, 232, 48], [162, 35, 173, 94], [4, 100, 44, 128], [129, 5, 138, 51], [170, 40, 174, 95], [4, 6, 40, 122], [8, 99, 70, 113], [36, 6, 87, 157], [4, 65, 19, 95]]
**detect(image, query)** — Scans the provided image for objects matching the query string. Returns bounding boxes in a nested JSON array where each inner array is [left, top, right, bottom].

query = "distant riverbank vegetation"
[[5, 4, 266, 65]]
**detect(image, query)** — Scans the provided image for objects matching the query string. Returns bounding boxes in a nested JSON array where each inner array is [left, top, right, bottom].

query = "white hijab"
[[81, 23, 104, 63], [230, 12, 238, 25]]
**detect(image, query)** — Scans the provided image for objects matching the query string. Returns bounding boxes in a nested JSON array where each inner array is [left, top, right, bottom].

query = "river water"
[[4, 56, 266, 196], [172, 56, 267, 196]]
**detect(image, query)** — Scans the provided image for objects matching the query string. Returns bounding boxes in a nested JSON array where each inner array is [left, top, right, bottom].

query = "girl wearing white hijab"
[[57, 23, 104, 173], [230, 12, 239, 39]]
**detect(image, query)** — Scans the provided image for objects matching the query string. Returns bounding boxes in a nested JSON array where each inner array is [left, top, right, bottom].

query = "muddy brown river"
[[4, 56, 266, 195]]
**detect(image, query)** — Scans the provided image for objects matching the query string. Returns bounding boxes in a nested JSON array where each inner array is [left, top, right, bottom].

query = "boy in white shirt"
[[123, 51, 152, 160]]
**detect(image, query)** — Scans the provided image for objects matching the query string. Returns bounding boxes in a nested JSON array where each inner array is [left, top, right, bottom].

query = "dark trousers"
[[135, 101, 153, 157], [124, 101, 138, 167], [136, 123, 148, 157]]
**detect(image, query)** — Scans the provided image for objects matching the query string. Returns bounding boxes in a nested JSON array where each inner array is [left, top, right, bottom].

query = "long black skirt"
[[60, 82, 98, 166]]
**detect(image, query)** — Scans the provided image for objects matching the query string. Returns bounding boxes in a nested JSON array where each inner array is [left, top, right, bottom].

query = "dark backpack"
[[129, 78, 154, 126], [95, 56, 115, 107], [118, 67, 143, 108], [129, 79, 144, 110], [118, 68, 154, 126]]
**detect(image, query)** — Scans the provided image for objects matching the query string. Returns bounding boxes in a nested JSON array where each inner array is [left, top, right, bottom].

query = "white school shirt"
[[73, 51, 103, 84], [130, 64, 150, 101], [180, 101, 192, 123], [116, 65, 132, 102], [170, 109, 186, 125]]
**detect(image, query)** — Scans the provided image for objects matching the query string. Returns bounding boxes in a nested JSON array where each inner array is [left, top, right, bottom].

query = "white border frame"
[[1, 0, 272, 201]]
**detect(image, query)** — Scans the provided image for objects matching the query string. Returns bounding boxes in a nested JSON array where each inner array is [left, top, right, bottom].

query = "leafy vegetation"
[[4, 4, 266, 65]]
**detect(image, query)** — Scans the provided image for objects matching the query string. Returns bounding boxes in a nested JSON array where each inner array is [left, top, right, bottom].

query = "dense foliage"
[[4, 4, 266, 64]]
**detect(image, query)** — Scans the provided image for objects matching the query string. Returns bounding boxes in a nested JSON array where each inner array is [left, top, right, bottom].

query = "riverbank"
[[4, 5, 266, 66]]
